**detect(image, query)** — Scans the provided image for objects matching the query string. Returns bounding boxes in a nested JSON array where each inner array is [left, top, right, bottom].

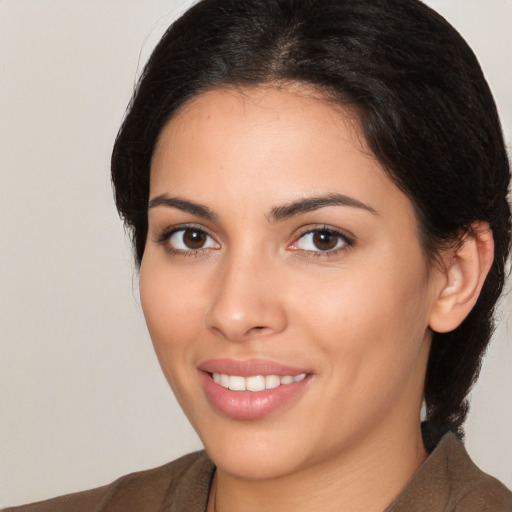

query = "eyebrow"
[[148, 194, 218, 220], [147, 192, 377, 222], [268, 193, 378, 222]]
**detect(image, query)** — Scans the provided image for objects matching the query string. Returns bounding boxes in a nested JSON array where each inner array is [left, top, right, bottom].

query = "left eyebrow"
[[147, 194, 218, 220], [268, 193, 378, 222]]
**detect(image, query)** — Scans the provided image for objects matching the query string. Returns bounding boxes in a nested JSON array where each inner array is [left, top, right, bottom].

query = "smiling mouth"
[[211, 372, 307, 392], [201, 366, 311, 419]]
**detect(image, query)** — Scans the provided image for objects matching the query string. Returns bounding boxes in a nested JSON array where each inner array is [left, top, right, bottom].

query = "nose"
[[205, 252, 288, 342]]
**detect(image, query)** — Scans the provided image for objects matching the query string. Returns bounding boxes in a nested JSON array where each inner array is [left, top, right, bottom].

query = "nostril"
[[205, 297, 288, 341], [246, 325, 273, 337], [249, 326, 268, 334]]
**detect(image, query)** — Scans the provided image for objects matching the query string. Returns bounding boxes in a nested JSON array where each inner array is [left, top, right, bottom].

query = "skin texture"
[[139, 86, 488, 512]]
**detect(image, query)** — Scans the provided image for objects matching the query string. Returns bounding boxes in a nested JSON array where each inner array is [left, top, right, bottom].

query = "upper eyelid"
[[153, 222, 355, 248], [155, 223, 217, 244], [293, 224, 355, 243], [289, 227, 355, 260]]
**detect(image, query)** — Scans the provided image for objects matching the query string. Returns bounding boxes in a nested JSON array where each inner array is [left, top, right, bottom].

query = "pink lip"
[[199, 359, 312, 420], [199, 358, 308, 377]]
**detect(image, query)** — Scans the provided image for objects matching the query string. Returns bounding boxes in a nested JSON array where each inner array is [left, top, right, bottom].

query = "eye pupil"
[[313, 231, 337, 251], [183, 229, 206, 249]]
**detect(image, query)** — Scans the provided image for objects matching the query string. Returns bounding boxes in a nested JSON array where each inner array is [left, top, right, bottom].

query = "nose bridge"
[[205, 245, 287, 341]]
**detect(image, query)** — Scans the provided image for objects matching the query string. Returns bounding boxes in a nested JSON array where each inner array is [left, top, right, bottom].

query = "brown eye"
[[168, 228, 219, 251], [183, 229, 207, 249], [312, 231, 339, 251], [293, 228, 350, 253]]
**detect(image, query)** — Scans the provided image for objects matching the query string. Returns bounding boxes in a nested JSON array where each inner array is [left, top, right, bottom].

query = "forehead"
[[166, 84, 359, 132], [167, 84, 359, 133], [150, 86, 413, 222]]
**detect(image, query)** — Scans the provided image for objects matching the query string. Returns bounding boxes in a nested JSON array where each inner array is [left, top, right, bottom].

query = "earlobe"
[[429, 222, 494, 334]]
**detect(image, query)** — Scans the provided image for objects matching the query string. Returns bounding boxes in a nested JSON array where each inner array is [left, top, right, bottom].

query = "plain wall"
[[0, 0, 511, 506]]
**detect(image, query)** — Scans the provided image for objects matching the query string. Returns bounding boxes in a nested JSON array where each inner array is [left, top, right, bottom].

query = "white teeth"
[[220, 373, 230, 388], [211, 373, 307, 391], [246, 375, 266, 392], [265, 374, 281, 389], [228, 375, 246, 391]]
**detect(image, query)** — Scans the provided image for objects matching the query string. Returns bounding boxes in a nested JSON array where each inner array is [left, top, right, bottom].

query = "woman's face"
[[140, 86, 442, 480]]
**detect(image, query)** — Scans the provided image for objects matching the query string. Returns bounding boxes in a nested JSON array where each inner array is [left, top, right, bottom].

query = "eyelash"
[[291, 225, 355, 258], [155, 224, 355, 258], [156, 224, 219, 257]]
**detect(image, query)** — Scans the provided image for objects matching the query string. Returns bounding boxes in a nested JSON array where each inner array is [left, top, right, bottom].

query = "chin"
[[196, 419, 313, 481], [208, 440, 307, 481]]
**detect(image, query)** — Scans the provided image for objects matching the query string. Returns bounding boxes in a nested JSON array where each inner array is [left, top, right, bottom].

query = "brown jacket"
[[4, 434, 512, 511]]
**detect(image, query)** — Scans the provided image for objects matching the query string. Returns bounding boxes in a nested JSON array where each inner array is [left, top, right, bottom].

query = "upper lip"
[[198, 358, 310, 377]]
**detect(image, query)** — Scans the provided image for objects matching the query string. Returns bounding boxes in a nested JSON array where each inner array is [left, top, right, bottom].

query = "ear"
[[429, 222, 494, 333]]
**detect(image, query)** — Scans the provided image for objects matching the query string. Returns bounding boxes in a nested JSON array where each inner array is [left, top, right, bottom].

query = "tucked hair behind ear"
[[112, 0, 511, 437]]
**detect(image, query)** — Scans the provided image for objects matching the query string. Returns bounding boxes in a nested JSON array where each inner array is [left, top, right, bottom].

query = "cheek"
[[296, 254, 432, 376], [139, 260, 204, 376], [139, 261, 214, 421], [297, 265, 432, 432]]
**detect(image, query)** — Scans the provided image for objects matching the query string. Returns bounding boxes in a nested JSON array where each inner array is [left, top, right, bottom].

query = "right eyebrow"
[[268, 193, 378, 222], [147, 194, 218, 221]]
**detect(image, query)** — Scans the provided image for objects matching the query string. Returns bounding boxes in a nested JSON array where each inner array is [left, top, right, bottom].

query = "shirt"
[[4, 433, 512, 511]]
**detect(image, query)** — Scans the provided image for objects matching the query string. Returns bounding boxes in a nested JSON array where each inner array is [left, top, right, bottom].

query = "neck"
[[209, 422, 427, 512]]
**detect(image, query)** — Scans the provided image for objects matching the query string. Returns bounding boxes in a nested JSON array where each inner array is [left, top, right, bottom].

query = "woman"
[[6, 0, 512, 510]]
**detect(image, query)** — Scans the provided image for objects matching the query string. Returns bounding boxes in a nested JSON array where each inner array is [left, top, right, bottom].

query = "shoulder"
[[2, 451, 214, 512], [448, 442, 512, 512], [454, 475, 512, 511], [387, 433, 512, 512]]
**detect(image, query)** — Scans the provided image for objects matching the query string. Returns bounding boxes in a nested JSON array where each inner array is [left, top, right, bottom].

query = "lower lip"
[[200, 371, 310, 420]]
